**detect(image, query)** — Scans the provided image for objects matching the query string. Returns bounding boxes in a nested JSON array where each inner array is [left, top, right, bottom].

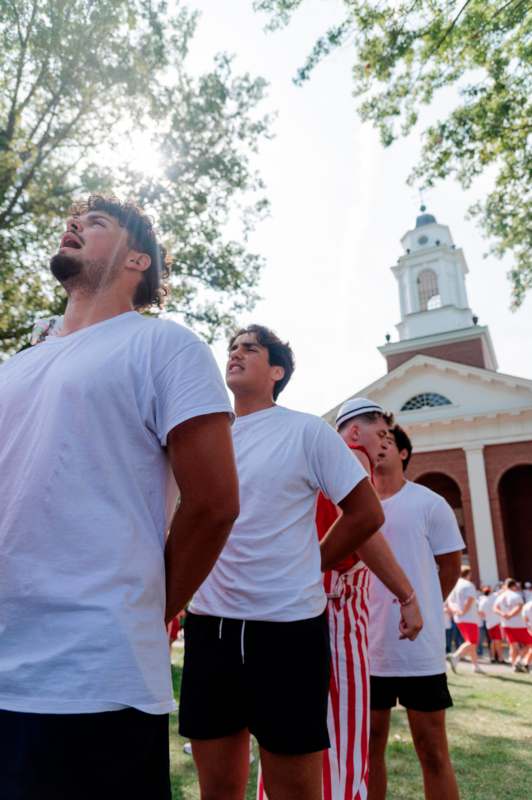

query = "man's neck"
[[374, 469, 407, 500], [234, 394, 275, 418], [60, 291, 133, 336]]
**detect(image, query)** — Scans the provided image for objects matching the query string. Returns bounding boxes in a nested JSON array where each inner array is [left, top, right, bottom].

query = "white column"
[[464, 446, 498, 584]]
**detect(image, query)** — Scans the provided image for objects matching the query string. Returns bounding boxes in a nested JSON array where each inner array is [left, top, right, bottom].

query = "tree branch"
[[4, 0, 39, 145], [428, 0, 475, 59]]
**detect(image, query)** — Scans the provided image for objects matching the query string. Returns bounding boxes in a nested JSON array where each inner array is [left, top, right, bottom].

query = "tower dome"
[[415, 205, 437, 227]]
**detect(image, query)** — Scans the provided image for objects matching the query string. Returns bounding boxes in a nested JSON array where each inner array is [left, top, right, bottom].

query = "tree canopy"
[[0, 0, 272, 356], [254, 0, 531, 306]]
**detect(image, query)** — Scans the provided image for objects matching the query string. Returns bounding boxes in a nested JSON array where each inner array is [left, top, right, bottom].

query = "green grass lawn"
[[169, 651, 532, 799]]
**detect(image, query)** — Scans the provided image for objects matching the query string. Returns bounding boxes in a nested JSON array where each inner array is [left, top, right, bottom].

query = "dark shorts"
[[179, 611, 331, 755], [370, 673, 453, 713], [0, 707, 170, 800]]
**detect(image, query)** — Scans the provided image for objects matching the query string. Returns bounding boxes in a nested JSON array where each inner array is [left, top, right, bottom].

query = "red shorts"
[[487, 625, 502, 641], [503, 627, 532, 645], [167, 616, 181, 644], [457, 622, 479, 645]]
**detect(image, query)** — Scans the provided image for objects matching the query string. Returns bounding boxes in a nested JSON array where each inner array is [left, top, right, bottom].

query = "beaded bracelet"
[[399, 590, 416, 607]]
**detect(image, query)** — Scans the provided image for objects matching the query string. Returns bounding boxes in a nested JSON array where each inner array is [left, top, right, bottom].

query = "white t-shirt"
[[478, 594, 502, 630], [522, 600, 532, 630], [0, 311, 232, 715], [190, 405, 367, 622], [494, 589, 525, 628], [368, 481, 464, 677], [448, 578, 480, 624]]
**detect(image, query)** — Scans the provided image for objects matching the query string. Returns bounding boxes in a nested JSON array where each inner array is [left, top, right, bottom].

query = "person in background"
[[522, 581, 532, 604], [444, 602, 453, 654], [494, 579, 528, 673], [446, 566, 483, 674], [368, 424, 463, 800], [521, 598, 532, 673], [478, 587, 504, 664]]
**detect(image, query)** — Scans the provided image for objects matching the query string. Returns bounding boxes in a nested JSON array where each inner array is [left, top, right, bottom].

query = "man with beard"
[[0, 195, 239, 800]]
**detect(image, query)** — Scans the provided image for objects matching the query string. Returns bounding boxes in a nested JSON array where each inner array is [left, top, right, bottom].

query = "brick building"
[[325, 208, 532, 585]]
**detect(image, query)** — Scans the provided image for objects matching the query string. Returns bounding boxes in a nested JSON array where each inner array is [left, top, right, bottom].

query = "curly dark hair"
[[70, 195, 171, 309], [228, 324, 295, 400], [388, 424, 413, 471]]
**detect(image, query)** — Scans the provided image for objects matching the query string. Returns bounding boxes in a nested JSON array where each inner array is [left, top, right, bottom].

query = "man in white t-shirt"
[[368, 425, 463, 800], [494, 579, 528, 672], [446, 566, 483, 674], [179, 324, 384, 800], [0, 195, 238, 800], [522, 599, 532, 672], [478, 586, 504, 663]]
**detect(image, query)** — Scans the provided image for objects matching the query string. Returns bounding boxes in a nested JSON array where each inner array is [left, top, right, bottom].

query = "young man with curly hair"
[[0, 196, 239, 799]]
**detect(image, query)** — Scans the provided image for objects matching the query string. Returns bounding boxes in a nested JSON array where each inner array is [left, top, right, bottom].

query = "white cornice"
[[412, 431, 532, 453], [322, 354, 532, 424]]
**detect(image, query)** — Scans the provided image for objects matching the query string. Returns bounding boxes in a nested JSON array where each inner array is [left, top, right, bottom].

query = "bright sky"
[[173, 0, 532, 416]]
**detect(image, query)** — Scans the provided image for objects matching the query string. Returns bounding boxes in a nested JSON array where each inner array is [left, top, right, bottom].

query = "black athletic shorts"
[[0, 707, 171, 800], [179, 611, 331, 755], [370, 673, 453, 712]]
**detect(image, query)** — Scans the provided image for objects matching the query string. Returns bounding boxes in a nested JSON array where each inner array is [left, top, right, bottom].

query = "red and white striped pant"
[[257, 565, 370, 800]]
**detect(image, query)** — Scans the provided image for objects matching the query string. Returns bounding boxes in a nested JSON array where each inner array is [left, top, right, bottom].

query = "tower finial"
[[419, 187, 426, 213]]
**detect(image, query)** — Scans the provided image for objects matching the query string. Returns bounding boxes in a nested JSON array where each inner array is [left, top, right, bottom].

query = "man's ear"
[[399, 448, 409, 464], [125, 251, 151, 274], [271, 365, 285, 383], [346, 422, 360, 444]]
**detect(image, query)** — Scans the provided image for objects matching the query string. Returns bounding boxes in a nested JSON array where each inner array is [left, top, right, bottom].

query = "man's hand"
[[398, 596, 423, 640]]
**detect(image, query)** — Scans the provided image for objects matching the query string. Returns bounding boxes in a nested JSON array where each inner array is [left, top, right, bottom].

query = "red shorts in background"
[[487, 624, 502, 641], [503, 627, 532, 645], [167, 616, 181, 644], [457, 622, 479, 645]]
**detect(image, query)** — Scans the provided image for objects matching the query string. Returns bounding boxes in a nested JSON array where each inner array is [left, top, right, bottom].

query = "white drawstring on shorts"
[[217, 616, 246, 664], [240, 620, 246, 665]]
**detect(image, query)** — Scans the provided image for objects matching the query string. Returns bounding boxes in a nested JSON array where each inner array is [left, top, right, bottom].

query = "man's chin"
[[50, 252, 82, 285]]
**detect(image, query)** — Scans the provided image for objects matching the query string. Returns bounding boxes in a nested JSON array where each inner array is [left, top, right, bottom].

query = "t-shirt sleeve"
[[307, 420, 367, 504], [427, 496, 465, 556], [152, 339, 233, 446]]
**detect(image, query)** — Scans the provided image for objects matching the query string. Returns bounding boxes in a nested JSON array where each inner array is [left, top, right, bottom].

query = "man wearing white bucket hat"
[[317, 398, 423, 800]]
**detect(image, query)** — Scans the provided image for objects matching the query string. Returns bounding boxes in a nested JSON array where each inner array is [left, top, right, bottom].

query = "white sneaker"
[[473, 665, 485, 674], [446, 653, 459, 673], [183, 742, 193, 755]]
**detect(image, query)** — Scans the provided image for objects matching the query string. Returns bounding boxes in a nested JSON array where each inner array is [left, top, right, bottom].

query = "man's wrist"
[[398, 589, 416, 607]]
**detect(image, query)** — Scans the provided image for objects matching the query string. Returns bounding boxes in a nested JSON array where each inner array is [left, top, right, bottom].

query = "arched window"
[[401, 393, 452, 411], [417, 269, 441, 310]]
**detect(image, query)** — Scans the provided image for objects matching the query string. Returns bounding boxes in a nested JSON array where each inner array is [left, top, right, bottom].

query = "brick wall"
[[407, 449, 478, 583], [484, 441, 532, 580], [386, 336, 487, 372]]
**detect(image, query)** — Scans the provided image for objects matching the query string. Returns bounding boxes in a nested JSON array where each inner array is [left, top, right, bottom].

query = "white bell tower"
[[379, 207, 497, 372], [394, 206, 473, 340]]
